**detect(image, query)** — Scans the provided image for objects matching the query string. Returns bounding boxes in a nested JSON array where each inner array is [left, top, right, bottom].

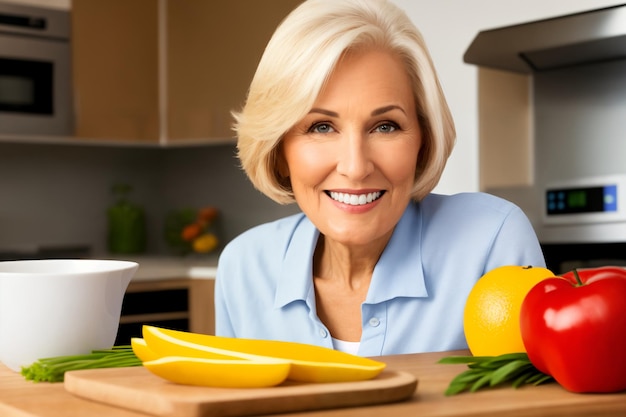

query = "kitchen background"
[[1, 0, 624, 259]]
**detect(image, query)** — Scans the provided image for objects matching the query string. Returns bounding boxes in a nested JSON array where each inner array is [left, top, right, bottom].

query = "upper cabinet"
[[72, 0, 301, 145]]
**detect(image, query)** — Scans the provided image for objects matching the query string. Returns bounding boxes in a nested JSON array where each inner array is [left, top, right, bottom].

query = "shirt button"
[[319, 328, 328, 338], [368, 317, 380, 327]]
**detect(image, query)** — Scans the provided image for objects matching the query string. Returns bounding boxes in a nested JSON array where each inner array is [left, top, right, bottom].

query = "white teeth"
[[329, 191, 382, 206]]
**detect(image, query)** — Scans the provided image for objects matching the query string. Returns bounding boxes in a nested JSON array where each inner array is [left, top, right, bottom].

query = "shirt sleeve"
[[484, 203, 546, 273]]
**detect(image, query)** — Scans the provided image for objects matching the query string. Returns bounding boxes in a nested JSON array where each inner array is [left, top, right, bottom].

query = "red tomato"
[[520, 266, 626, 393]]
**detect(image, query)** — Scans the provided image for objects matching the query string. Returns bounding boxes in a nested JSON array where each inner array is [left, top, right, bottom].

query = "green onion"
[[20, 345, 142, 383], [438, 352, 554, 395]]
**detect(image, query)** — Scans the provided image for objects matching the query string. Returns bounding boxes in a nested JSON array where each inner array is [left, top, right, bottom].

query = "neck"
[[313, 233, 389, 290]]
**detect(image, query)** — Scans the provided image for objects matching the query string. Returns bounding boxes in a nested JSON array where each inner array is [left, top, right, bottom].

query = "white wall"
[[391, 0, 625, 195]]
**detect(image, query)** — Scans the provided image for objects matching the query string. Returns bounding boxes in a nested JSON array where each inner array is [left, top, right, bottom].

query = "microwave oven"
[[0, 2, 72, 136]]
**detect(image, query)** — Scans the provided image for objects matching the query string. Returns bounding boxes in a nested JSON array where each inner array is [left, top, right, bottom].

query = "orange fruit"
[[181, 223, 202, 242], [463, 265, 554, 356]]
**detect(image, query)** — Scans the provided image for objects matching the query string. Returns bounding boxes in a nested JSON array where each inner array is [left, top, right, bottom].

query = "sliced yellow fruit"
[[143, 356, 291, 388], [131, 337, 161, 362], [142, 327, 283, 362], [141, 325, 386, 383]]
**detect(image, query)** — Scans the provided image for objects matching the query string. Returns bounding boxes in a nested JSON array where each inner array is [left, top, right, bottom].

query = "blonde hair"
[[233, 0, 455, 204]]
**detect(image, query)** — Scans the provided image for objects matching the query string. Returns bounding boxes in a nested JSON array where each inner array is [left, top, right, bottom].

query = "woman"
[[214, 0, 545, 356]]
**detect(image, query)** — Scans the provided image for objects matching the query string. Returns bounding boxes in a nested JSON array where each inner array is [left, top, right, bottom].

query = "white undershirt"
[[332, 338, 361, 355]]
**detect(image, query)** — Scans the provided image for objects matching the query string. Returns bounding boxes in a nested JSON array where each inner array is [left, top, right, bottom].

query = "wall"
[[158, 145, 301, 253], [0, 142, 299, 254], [0, 143, 160, 253]]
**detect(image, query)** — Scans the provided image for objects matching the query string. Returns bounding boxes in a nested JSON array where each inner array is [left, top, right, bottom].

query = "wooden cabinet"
[[116, 278, 215, 344], [71, 0, 301, 144], [478, 67, 532, 191]]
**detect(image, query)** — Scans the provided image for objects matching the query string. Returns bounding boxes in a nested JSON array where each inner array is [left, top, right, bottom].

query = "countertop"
[[0, 249, 219, 282], [2, 350, 626, 417], [100, 254, 219, 282]]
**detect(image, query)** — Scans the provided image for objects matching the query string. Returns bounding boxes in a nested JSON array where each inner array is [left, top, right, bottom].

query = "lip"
[[327, 188, 383, 195], [325, 190, 385, 212]]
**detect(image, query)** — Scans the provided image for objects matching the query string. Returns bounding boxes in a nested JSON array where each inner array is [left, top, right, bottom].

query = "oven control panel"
[[543, 175, 626, 225]]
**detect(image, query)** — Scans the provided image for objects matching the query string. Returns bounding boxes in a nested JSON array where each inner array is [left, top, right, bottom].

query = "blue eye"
[[308, 122, 334, 134], [375, 122, 398, 133]]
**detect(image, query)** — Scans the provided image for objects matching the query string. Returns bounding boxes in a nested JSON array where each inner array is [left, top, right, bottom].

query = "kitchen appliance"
[[0, 1, 72, 135], [542, 175, 626, 236], [540, 175, 626, 273], [465, 5, 626, 273]]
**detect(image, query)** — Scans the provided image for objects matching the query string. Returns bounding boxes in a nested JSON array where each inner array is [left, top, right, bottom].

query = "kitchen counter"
[[101, 255, 219, 281], [0, 250, 220, 282], [2, 350, 626, 417]]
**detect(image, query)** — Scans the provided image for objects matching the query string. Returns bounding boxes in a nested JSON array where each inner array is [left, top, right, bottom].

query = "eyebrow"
[[309, 108, 338, 117], [308, 105, 406, 117], [371, 105, 406, 116]]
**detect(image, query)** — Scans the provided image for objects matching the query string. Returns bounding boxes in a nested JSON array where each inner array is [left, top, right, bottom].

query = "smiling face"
[[281, 48, 422, 248]]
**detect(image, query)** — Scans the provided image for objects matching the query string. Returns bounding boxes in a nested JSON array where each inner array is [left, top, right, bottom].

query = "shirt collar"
[[366, 201, 428, 303], [274, 215, 318, 308], [274, 202, 428, 308]]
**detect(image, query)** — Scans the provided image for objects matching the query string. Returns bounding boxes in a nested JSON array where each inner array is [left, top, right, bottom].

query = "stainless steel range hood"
[[464, 5, 626, 73]]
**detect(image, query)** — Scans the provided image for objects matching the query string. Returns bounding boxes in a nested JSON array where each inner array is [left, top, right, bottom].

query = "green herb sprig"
[[21, 346, 142, 383], [438, 352, 554, 395]]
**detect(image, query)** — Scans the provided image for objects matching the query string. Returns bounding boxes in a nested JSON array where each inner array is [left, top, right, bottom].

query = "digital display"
[[567, 190, 587, 209], [546, 185, 617, 215]]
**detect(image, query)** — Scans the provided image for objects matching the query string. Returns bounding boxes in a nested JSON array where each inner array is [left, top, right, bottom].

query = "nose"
[[335, 129, 374, 180]]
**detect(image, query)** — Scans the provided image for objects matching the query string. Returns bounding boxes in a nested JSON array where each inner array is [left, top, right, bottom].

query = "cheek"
[[396, 151, 419, 181], [283, 141, 331, 187], [375, 141, 420, 187]]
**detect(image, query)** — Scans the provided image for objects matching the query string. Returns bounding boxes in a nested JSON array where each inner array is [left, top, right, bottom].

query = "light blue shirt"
[[214, 192, 546, 356]]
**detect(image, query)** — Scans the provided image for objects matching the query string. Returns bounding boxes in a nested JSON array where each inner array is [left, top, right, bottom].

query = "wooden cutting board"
[[64, 366, 417, 417]]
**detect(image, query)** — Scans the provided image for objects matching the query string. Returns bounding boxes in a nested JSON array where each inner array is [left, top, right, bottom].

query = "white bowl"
[[0, 259, 138, 372]]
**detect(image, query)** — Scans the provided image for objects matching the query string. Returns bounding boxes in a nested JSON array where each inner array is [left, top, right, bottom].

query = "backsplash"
[[0, 142, 300, 256]]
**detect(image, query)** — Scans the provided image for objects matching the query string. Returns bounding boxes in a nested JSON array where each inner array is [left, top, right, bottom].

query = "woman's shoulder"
[[421, 192, 521, 215], [416, 192, 530, 233], [416, 192, 543, 267]]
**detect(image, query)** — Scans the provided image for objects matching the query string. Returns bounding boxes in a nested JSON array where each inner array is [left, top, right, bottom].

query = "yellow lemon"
[[141, 325, 386, 383], [192, 233, 218, 253], [143, 356, 291, 388], [463, 265, 554, 356]]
